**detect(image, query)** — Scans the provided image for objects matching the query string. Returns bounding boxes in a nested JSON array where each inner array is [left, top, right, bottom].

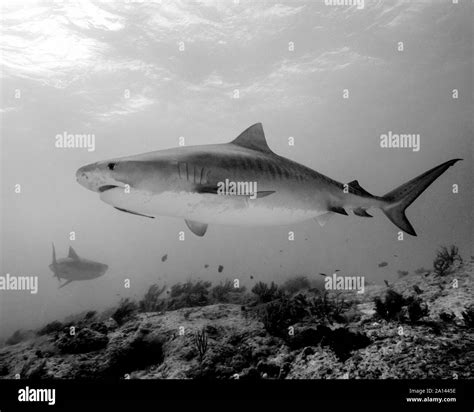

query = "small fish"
[[218, 265, 224, 273], [250, 275, 254, 280], [204, 264, 209, 268], [378, 262, 388, 268], [161, 254, 168, 262]]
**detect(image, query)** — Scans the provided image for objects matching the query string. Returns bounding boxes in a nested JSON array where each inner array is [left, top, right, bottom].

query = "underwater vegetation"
[[0, 245, 472, 380], [433, 245, 463, 276]]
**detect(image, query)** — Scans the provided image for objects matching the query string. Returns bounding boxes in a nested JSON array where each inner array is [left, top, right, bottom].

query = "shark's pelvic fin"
[[230, 123, 273, 153], [185, 220, 208, 237], [114, 207, 155, 219], [329, 206, 348, 215], [68, 246, 80, 260], [59, 279, 74, 289], [353, 208, 373, 217], [314, 212, 334, 227]]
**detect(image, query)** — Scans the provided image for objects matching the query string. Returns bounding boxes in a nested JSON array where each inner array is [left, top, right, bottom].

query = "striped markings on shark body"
[[76, 123, 461, 237]]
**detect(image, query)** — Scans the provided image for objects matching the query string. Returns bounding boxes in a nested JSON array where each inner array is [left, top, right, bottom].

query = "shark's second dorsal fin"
[[68, 246, 80, 260], [347, 180, 373, 197], [231, 123, 272, 153]]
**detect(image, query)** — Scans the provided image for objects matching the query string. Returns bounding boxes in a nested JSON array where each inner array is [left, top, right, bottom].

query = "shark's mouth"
[[98, 185, 119, 193]]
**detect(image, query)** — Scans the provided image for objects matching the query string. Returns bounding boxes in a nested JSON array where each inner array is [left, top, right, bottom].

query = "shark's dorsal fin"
[[52, 243, 57, 266], [68, 246, 80, 260], [347, 180, 373, 197], [231, 123, 272, 153]]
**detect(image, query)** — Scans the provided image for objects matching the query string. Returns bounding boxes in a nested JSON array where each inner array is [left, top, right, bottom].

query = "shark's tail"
[[380, 159, 462, 236]]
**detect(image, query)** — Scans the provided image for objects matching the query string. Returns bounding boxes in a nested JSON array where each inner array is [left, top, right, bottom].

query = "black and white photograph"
[[0, 0, 472, 408]]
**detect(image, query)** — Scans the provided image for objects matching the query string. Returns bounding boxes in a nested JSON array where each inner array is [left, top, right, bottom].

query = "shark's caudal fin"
[[381, 159, 462, 236]]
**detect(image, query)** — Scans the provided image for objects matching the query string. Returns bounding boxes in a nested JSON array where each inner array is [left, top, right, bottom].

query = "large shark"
[[49, 244, 108, 288], [76, 123, 461, 237]]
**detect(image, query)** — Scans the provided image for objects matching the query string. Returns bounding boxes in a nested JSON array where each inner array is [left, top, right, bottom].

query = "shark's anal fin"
[[353, 208, 373, 217], [347, 180, 373, 197], [230, 123, 273, 153], [314, 212, 334, 227], [68, 246, 80, 260], [185, 220, 208, 237], [59, 279, 74, 289], [114, 207, 155, 219], [329, 206, 348, 215]]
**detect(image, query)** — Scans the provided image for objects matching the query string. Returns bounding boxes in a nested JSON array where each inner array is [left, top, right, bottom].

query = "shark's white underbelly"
[[100, 189, 320, 226]]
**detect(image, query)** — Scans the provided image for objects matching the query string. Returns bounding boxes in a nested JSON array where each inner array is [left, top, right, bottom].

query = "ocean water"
[[0, 0, 471, 341]]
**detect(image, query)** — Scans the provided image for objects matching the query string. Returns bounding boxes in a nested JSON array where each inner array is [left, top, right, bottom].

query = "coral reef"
[[0, 255, 472, 380]]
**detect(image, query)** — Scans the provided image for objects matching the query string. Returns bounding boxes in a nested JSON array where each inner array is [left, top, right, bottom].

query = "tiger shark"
[[76, 123, 461, 237], [49, 244, 108, 288]]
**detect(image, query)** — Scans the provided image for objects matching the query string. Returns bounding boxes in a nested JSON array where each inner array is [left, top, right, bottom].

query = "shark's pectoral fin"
[[196, 186, 275, 199], [59, 279, 74, 289], [185, 220, 208, 237], [314, 212, 334, 227], [353, 208, 373, 217], [255, 191, 275, 198], [196, 186, 219, 195], [329, 206, 348, 215], [114, 207, 155, 219]]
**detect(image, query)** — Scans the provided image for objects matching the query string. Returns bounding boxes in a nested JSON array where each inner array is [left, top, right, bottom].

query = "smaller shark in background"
[[49, 244, 108, 288]]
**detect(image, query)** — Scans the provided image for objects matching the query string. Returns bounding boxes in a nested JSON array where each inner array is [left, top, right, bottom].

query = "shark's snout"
[[76, 162, 119, 193], [99, 263, 109, 275], [76, 163, 96, 190]]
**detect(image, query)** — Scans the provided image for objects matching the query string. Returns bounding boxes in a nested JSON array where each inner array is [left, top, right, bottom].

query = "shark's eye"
[[108, 163, 116, 171]]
